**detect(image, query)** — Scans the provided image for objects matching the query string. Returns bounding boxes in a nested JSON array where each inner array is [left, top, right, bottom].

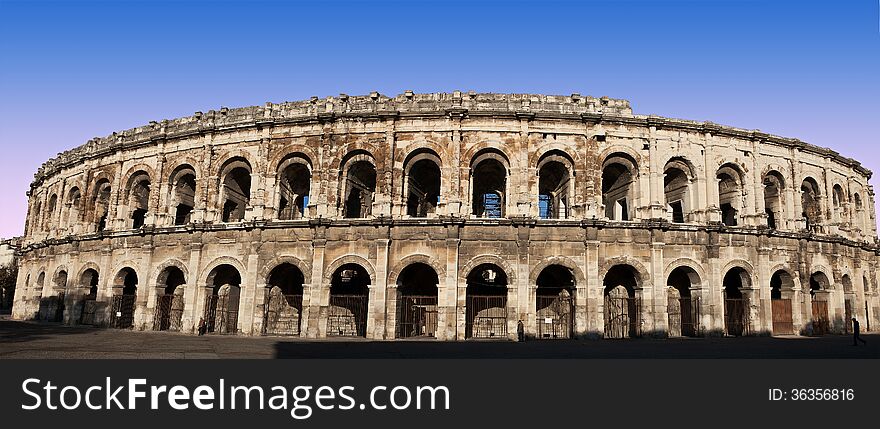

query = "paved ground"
[[1, 319, 878, 359]]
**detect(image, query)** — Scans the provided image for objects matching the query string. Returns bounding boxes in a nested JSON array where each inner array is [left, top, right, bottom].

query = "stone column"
[[585, 228, 602, 337], [372, 235, 390, 340], [307, 227, 327, 338], [650, 230, 665, 337]]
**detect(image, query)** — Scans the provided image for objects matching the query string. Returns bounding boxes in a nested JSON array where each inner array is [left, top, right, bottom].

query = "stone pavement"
[[1, 319, 877, 359]]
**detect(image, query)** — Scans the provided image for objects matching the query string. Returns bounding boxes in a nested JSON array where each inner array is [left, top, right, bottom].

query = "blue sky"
[[0, 0, 878, 237]]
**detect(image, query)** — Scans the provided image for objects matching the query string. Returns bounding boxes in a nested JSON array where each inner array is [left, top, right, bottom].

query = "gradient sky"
[[0, 0, 878, 238]]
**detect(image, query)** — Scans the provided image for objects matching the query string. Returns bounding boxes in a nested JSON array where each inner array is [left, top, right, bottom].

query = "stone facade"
[[11, 92, 880, 339]]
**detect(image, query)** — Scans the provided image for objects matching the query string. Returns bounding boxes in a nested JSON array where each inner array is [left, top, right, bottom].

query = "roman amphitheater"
[[10, 91, 880, 340]]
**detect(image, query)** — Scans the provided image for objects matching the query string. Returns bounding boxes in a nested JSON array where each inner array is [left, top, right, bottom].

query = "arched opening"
[[601, 153, 637, 221], [203, 264, 241, 334], [342, 160, 376, 219], [809, 272, 831, 335], [92, 179, 112, 232], [763, 171, 785, 229], [126, 172, 151, 229], [722, 267, 750, 336], [537, 152, 572, 219], [664, 158, 692, 223], [78, 268, 99, 325], [769, 270, 795, 335], [40, 270, 67, 322], [405, 154, 441, 218], [170, 165, 197, 226], [717, 164, 744, 226], [263, 263, 305, 336], [220, 159, 252, 223], [471, 150, 508, 218], [328, 263, 370, 337], [832, 184, 847, 225], [603, 265, 641, 338], [46, 194, 58, 231], [801, 178, 822, 230], [666, 266, 701, 337], [853, 193, 864, 231], [396, 263, 439, 338], [536, 265, 575, 339], [465, 264, 508, 339], [65, 187, 82, 229], [111, 268, 138, 329], [154, 266, 186, 332], [277, 156, 311, 220]]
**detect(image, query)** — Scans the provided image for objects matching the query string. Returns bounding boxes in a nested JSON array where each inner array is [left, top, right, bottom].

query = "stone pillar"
[[650, 230, 666, 337], [372, 236, 390, 340], [585, 228, 602, 337], [307, 227, 327, 338]]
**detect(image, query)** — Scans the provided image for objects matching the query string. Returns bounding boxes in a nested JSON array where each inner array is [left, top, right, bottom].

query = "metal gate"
[[724, 298, 750, 336], [771, 299, 793, 335], [397, 295, 438, 338], [203, 294, 239, 334], [537, 294, 574, 339], [263, 294, 303, 336], [668, 297, 700, 337], [811, 300, 829, 336], [153, 295, 184, 331], [466, 295, 507, 339], [327, 294, 367, 337], [604, 296, 641, 339], [79, 297, 97, 325], [109, 294, 136, 329]]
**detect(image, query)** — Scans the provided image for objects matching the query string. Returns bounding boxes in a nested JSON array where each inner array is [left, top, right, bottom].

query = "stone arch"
[[458, 254, 518, 285], [663, 258, 707, 287], [598, 256, 651, 289], [761, 163, 791, 184], [769, 265, 800, 289], [719, 259, 756, 289], [110, 263, 140, 287], [75, 263, 102, 287], [462, 141, 517, 169], [166, 154, 203, 179], [388, 254, 447, 286], [153, 259, 190, 285], [323, 255, 376, 285], [401, 148, 443, 217], [268, 145, 319, 176], [329, 142, 382, 170], [529, 256, 586, 286], [664, 156, 699, 179], [120, 164, 156, 192], [51, 265, 69, 291], [213, 149, 256, 174], [200, 256, 247, 286], [598, 145, 643, 173], [398, 141, 449, 168], [259, 255, 312, 285], [808, 264, 833, 290], [534, 142, 582, 164]]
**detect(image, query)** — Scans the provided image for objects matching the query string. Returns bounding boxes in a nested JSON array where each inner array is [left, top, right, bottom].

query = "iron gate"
[[397, 295, 438, 338], [771, 299, 793, 335], [604, 296, 641, 339], [668, 297, 700, 337], [327, 294, 368, 337], [466, 295, 507, 339], [109, 294, 136, 329], [203, 294, 239, 334], [153, 295, 184, 331], [79, 297, 97, 325], [536, 294, 574, 339], [811, 300, 829, 336], [263, 294, 303, 336], [724, 298, 749, 336]]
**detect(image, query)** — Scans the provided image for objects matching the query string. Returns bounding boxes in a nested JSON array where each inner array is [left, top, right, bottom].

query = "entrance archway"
[[111, 268, 138, 329], [603, 265, 641, 339], [770, 270, 795, 335], [666, 266, 701, 337], [154, 266, 186, 331], [203, 264, 241, 334], [536, 265, 575, 339], [723, 267, 751, 336], [263, 263, 305, 336], [328, 263, 370, 337], [465, 264, 508, 339], [396, 263, 439, 338], [809, 272, 831, 335]]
